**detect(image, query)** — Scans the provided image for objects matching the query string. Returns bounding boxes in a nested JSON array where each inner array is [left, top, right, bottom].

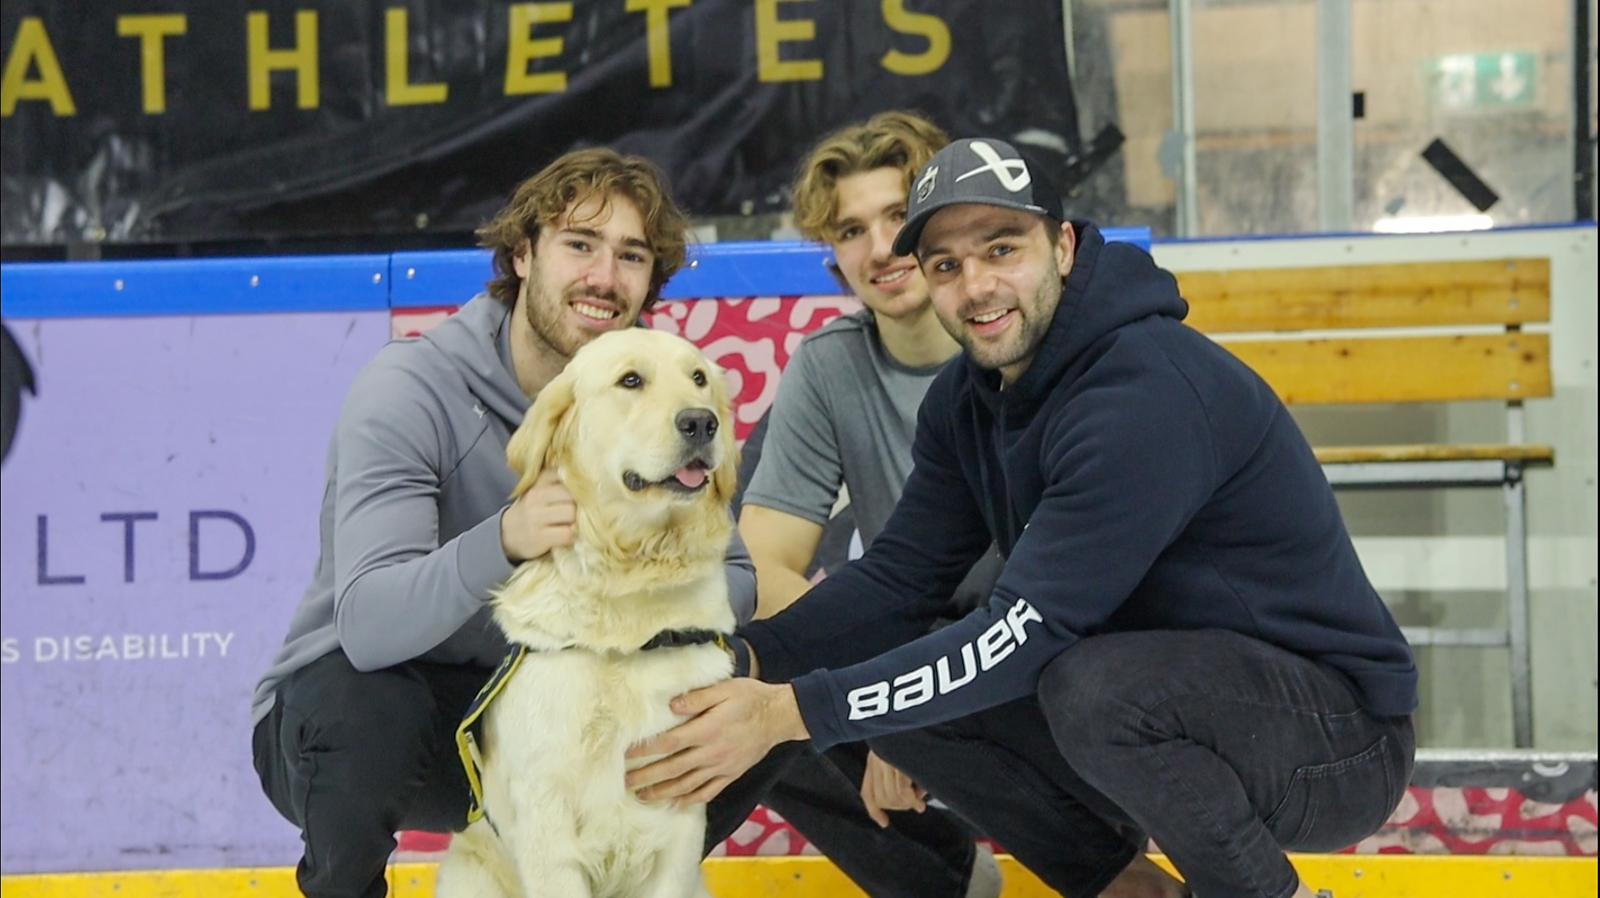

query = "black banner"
[[0, 1, 1081, 246]]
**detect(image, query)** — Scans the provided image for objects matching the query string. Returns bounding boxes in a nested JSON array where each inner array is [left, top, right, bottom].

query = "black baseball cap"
[[892, 137, 1066, 257]]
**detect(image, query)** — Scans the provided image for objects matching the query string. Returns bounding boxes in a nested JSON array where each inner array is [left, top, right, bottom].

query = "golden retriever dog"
[[436, 328, 739, 898]]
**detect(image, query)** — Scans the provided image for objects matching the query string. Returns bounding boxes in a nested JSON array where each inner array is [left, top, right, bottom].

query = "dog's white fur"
[[436, 329, 740, 898]]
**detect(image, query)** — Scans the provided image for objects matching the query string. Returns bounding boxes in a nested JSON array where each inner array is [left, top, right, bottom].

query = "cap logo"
[[915, 164, 939, 202], [955, 140, 1031, 193]]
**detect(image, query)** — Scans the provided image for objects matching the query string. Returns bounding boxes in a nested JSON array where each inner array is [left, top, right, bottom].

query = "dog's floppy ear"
[[506, 368, 576, 498]]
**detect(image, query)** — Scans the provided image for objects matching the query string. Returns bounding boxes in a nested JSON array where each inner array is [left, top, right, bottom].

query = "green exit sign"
[[1433, 52, 1537, 111]]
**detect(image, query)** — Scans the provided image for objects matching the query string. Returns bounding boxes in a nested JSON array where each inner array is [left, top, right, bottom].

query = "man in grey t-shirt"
[[742, 311, 1005, 614], [739, 111, 1005, 898], [250, 149, 787, 898]]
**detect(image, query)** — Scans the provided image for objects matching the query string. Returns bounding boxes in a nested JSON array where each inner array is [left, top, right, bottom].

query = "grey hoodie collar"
[[421, 294, 532, 426]]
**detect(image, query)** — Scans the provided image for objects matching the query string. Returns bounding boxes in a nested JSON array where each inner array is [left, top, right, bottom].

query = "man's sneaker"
[[964, 843, 1003, 898]]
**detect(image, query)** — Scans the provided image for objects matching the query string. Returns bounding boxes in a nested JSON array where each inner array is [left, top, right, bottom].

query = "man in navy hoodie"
[[628, 138, 1419, 898]]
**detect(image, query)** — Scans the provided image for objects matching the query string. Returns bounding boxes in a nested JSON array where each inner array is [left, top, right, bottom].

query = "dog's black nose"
[[675, 408, 719, 445]]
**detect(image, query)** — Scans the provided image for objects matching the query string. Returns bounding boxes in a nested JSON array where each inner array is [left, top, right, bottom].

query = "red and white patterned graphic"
[[400, 784, 1599, 859], [708, 806, 824, 858], [391, 294, 862, 442], [392, 306, 457, 340], [646, 296, 861, 441], [1353, 785, 1598, 856], [390, 299, 1599, 860]]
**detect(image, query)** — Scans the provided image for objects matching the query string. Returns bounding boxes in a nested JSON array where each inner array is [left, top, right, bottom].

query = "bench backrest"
[[1175, 258, 1552, 406]]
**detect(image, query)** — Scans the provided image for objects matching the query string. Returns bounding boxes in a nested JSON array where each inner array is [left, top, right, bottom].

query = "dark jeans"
[[874, 630, 1415, 898], [762, 741, 981, 898], [252, 649, 799, 898]]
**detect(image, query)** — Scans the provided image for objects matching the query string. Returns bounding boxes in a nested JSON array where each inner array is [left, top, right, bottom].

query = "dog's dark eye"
[[618, 372, 643, 389], [692, 370, 707, 387]]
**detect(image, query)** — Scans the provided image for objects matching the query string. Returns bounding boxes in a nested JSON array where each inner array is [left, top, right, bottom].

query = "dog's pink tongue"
[[673, 466, 708, 489]]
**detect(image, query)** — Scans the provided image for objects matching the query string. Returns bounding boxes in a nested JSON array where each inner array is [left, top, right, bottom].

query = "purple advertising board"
[[0, 311, 389, 873]]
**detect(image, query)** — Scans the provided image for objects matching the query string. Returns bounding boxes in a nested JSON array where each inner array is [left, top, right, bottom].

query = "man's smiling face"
[[829, 167, 930, 321], [916, 204, 1076, 384], [513, 191, 656, 363]]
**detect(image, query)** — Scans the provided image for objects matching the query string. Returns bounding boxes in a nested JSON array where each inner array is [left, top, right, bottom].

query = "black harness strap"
[[457, 628, 733, 831]]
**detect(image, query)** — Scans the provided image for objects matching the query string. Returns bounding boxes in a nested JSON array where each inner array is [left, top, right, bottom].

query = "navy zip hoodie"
[[742, 223, 1419, 750]]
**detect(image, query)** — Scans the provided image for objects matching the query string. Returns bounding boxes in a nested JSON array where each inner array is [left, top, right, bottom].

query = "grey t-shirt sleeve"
[[331, 362, 515, 671], [724, 524, 757, 626], [742, 341, 843, 526]]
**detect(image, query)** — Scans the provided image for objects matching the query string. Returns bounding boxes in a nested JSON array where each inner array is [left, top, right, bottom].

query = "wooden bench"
[[1177, 257, 1555, 747]]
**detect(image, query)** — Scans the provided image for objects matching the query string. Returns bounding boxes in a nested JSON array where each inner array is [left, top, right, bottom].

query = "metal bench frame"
[[1319, 437, 1551, 747]]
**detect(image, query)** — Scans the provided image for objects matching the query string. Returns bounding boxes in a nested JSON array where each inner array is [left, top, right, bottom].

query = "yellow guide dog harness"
[[456, 629, 733, 831]]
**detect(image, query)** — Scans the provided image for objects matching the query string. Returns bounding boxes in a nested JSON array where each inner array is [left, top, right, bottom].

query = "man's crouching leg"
[[253, 651, 488, 898], [1038, 630, 1414, 898], [870, 700, 1148, 897]]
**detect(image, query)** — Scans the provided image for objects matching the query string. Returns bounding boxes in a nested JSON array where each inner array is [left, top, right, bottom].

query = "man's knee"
[[1038, 634, 1177, 764], [865, 730, 918, 769], [278, 654, 444, 781], [866, 716, 979, 779]]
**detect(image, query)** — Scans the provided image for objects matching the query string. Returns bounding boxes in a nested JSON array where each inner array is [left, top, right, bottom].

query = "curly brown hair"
[[791, 111, 950, 244], [476, 148, 689, 310]]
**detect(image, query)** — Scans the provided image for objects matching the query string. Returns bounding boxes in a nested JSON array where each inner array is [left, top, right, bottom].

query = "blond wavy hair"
[[791, 111, 950, 243]]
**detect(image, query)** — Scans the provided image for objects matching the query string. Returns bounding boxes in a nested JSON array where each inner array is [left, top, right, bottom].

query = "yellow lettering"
[[625, 0, 690, 89], [116, 15, 187, 114], [505, 3, 572, 95], [1, 17, 76, 117], [880, 0, 948, 76], [755, 0, 821, 83], [247, 11, 319, 111], [385, 8, 447, 105]]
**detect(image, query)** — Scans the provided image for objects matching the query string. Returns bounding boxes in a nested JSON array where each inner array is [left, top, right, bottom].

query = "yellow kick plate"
[[2, 854, 1595, 897]]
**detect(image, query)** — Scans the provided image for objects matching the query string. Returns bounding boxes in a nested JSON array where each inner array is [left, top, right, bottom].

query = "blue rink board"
[[1, 229, 1152, 319]]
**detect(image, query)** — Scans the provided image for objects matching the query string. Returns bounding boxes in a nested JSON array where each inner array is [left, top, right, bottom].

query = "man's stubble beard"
[[952, 269, 1063, 375], [519, 263, 636, 364], [523, 277, 579, 363]]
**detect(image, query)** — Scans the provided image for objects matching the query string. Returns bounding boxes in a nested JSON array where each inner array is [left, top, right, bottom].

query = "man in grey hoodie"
[[250, 148, 784, 898]]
